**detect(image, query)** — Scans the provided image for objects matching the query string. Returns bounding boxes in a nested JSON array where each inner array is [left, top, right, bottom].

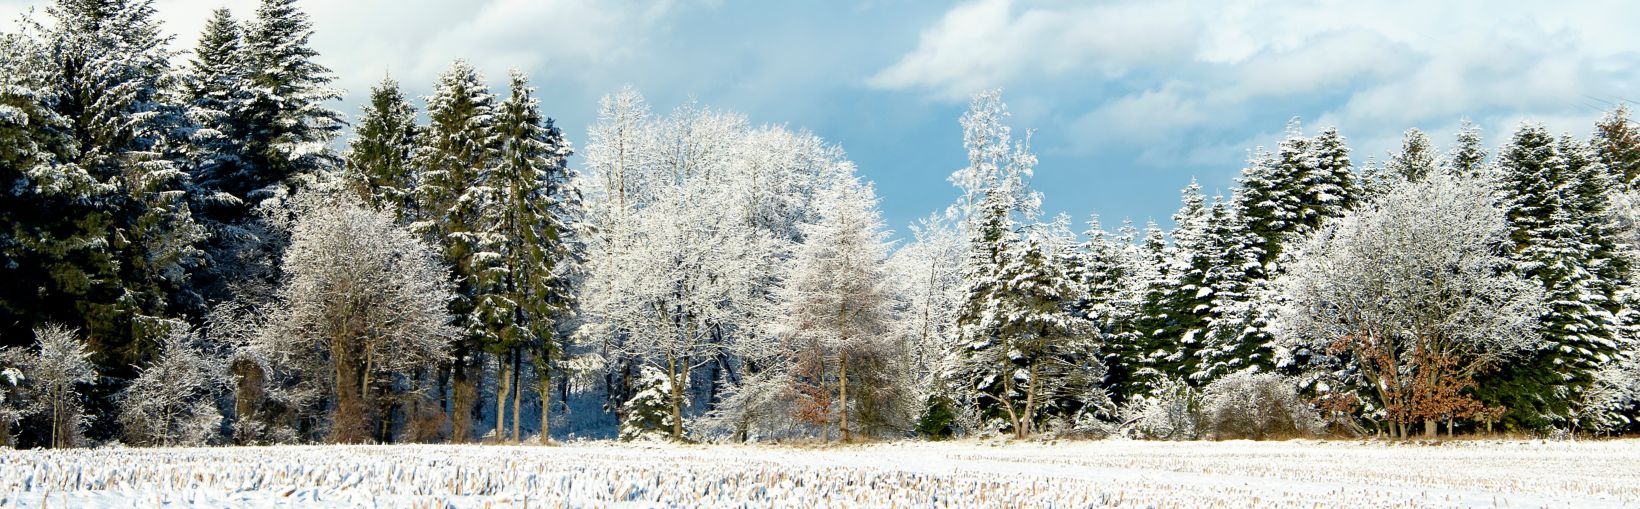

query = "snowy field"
[[2, 439, 1637, 508]]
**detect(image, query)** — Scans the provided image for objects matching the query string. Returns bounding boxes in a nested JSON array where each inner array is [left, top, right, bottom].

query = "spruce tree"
[[345, 76, 418, 219], [480, 71, 579, 441], [1304, 126, 1359, 229], [1386, 128, 1438, 182], [43, 0, 207, 368], [1447, 119, 1489, 179], [181, 8, 250, 207], [1195, 199, 1274, 382], [1487, 124, 1627, 430], [238, 0, 343, 203], [413, 59, 499, 442], [1138, 182, 1214, 387]]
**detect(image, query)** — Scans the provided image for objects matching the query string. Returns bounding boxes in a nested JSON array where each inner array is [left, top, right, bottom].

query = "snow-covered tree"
[[1594, 105, 1640, 189], [28, 324, 97, 448], [39, 0, 209, 373], [481, 70, 578, 442], [1386, 128, 1438, 182], [1487, 124, 1630, 430], [345, 76, 418, 219], [257, 198, 456, 443], [1195, 199, 1274, 383], [953, 219, 1108, 438], [949, 88, 1040, 231], [117, 327, 229, 446], [181, 7, 251, 207], [238, 0, 343, 198], [1278, 171, 1542, 438], [772, 173, 902, 441], [1446, 119, 1489, 179], [412, 59, 498, 443]]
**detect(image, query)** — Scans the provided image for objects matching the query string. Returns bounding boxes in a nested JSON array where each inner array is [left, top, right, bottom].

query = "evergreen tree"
[[1447, 119, 1489, 179], [345, 76, 418, 219], [181, 7, 250, 207], [0, 29, 95, 348], [1304, 126, 1359, 229], [480, 70, 579, 441], [238, 0, 343, 203], [413, 59, 499, 443], [1136, 182, 1214, 387], [1233, 146, 1299, 266], [1387, 128, 1438, 182], [1073, 216, 1143, 405], [37, 0, 207, 405], [1195, 198, 1274, 382], [1487, 124, 1627, 430]]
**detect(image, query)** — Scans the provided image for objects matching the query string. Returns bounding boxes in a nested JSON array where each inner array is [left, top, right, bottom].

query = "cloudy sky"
[[5, 0, 1638, 235]]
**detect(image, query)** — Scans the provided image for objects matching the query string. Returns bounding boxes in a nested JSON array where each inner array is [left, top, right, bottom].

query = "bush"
[[1200, 370, 1321, 440], [916, 394, 958, 440], [1121, 378, 1203, 440]]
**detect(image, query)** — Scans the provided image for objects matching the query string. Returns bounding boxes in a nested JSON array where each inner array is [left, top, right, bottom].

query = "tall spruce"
[[40, 0, 206, 387], [1488, 123, 1627, 429], [238, 0, 343, 203], [413, 59, 498, 443], [345, 76, 418, 219], [181, 8, 250, 207], [481, 71, 579, 441]]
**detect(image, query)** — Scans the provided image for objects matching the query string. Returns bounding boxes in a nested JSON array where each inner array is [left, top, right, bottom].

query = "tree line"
[[1, 0, 1637, 448]]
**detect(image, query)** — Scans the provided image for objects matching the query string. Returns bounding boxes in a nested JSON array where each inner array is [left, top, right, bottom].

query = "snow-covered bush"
[[620, 366, 683, 441], [0, 347, 27, 446], [695, 369, 803, 442], [1121, 378, 1202, 440], [29, 324, 97, 448], [118, 327, 231, 446], [1200, 370, 1321, 440]]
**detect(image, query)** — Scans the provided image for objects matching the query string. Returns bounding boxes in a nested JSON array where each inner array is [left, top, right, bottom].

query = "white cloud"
[[873, 0, 1640, 164]]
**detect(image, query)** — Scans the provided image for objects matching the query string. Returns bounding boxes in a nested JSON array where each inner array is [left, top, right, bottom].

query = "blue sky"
[[6, 0, 1639, 236]]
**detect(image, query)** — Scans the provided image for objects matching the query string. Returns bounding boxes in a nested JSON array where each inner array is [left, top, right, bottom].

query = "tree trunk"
[[512, 352, 522, 442], [496, 351, 512, 442], [452, 361, 473, 443], [1424, 419, 1436, 438], [838, 351, 850, 442], [51, 393, 61, 448], [539, 359, 552, 444], [332, 347, 368, 444], [668, 354, 684, 441]]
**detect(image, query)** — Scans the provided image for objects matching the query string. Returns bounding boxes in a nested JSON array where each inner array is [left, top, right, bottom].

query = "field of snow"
[[2, 439, 1637, 508]]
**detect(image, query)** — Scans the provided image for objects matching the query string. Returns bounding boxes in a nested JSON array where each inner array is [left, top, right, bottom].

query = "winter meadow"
[[0, 0, 1637, 507]]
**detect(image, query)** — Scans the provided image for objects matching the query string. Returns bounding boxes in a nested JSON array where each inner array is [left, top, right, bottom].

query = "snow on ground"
[[2, 439, 1637, 508]]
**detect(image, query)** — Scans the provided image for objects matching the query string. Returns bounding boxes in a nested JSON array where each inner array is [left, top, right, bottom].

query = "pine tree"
[[1233, 146, 1299, 266], [1487, 124, 1627, 430], [238, 0, 343, 203], [480, 71, 579, 442], [1304, 126, 1359, 230], [345, 76, 418, 219], [1387, 128, 1438, 182], [413, 59, 499, 443], [954, 231, 1106, 438], [1195, 199, 1274, 383], [0, 28, 96, 348], [38, 0, 207, 408], [1447, 119, 1489, 179], [1137, 182, 1215, 387], [181, 7, 250, 207]]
